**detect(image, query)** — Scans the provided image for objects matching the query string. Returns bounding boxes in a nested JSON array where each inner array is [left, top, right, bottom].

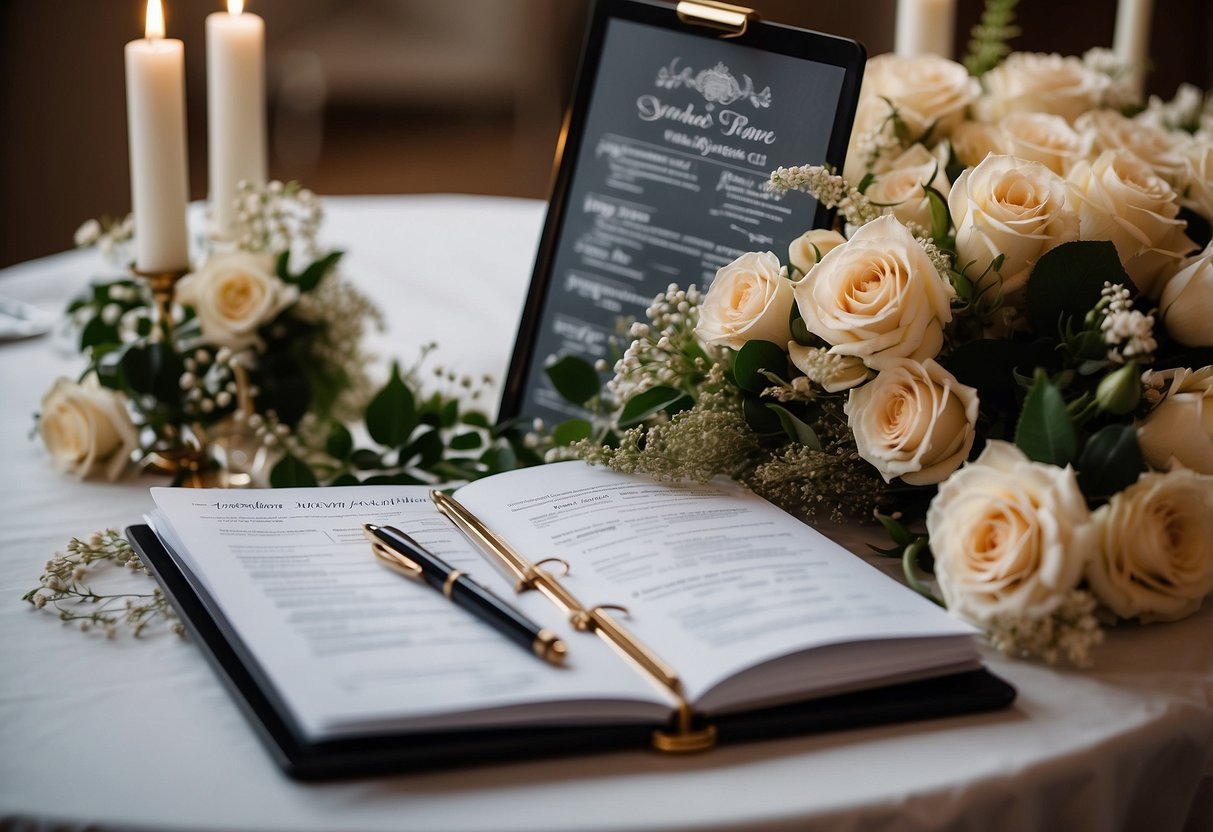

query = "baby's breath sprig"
[[22, 529, 182, 639], [606, 284, 721, 408], [985, 590, 1105, 667], [768, 165, 881, 228], [231, 180, 323, 260]]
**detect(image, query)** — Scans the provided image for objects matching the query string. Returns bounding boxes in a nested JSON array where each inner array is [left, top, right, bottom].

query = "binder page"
[[453, 463, 979, 712], [149, 486, 668, 740]]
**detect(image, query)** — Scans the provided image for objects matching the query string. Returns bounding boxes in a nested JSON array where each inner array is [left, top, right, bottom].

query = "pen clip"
[[363, 528, 423, 580]]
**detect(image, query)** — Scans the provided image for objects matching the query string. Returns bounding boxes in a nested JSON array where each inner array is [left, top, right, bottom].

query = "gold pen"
[[363, 523, 567, 667]]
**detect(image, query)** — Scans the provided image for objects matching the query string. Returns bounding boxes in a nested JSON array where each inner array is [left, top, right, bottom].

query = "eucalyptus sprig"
[[23, 529, 182, 638]]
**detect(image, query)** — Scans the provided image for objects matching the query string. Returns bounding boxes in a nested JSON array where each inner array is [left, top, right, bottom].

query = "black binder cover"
[[127, 524, 1016, 781]]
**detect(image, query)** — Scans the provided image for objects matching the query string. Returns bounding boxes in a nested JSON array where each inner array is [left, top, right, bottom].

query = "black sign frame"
[[498, 0, 866, 425]]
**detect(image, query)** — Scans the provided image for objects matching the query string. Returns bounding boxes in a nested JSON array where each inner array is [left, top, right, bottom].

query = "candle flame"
[[145, 0, 165, 39], [228, 0, 244, 14]]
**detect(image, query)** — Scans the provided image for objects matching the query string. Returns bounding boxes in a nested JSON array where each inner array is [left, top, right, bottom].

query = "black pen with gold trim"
[[362, 523, 567, 666]]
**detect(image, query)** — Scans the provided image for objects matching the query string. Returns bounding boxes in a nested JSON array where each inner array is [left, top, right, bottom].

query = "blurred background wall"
[[2, 0, 1211, 268]]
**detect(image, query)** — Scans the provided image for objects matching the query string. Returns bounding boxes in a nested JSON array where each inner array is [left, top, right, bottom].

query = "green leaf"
[[296, 251, 344, 292], [449, 431, 483, 451], [925, 186, 951, 241], [460, 411, 491, 428], [330, 473, 360, 487], [80, 317, 118, 350], [365, 363, 417, 447], [270, 453, 319, 487], [545, 355, 601, 406], [350, 449, 383, 470], [552, 418, 593, 446], [767, 404, 822, 450], [1027, 241, 1133, 336], [733, 340, 788, 394], [1014, 370, 1077, 466], [364, 472, 424, 486], [439, 398, 460, 428], [742, 394, 783, 435], [119, 342, 183, 404], [1077, 424, 1144, 500], [325, 423, 353, 460], [401, 429, 444, 469], [618, 385, 693, 428], [874, 511, 915, 548], [480, 445, 517, 474]]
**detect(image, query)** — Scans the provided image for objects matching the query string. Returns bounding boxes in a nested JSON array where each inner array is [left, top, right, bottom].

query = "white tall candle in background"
[[207, 0, 266, 238], [125, 0, 190, 273], [1113, 0, 1153, 98], [895, 0, 957, 58]]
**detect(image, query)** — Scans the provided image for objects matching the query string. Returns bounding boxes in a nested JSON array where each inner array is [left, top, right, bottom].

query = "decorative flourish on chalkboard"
[[655, 59, 772, 109]]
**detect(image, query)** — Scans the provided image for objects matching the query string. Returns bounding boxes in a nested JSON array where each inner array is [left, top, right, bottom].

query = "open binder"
[[127, 460, 1015, 780]]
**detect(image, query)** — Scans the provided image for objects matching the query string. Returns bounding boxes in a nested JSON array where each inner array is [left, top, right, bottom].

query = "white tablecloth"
[[1, 195, 1210, 832]]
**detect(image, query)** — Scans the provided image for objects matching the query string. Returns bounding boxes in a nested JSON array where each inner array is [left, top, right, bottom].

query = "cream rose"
[[1178, 139, 1213, 225], [846, 54, 977, 180], [695, 251, 794, 350], [926, 441, 1093, 624], [40, 375, 139, 481], [787, 229, 846, 277], [175, 252, 298, 352], [1159, 243, 1213, 347], [845, 359, 979, 485], [864, 144, 952, 230], [975, 52, 1108, 123], [1066, 149, 1195, 296], [949, 122, 1004, 168], [949, 154, 1079, 294], [1137, 367, 1213, 474], [1076, 109, 1189, 186], [1088, 469, 1213, 622], [793, 215, 955, 370], [998, 112, 1083, 175]]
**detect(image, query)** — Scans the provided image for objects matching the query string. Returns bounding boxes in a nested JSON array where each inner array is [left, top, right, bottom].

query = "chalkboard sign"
[[499, 0, 866, 426]]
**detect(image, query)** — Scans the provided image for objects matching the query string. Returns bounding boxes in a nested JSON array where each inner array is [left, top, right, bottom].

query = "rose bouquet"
[[539, 32, 1213, 664], [43, 181, 380, 483]]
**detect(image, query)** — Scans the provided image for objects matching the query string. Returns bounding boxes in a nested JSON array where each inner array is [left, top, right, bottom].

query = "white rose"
[[857, 54, 977, 138], [787, 229, 847, 277], [39, 375, 139, 481], [1137, 367, 1213, 473], [1076, 109, 1189, 185], [864, 144, 952, 230], [926, 441, 1093, 624], [1177, 139, 1213, 224], [998, 112, 1083, 175], [793, 215, 955, 370], [695, 251, 794, 350], [975, 52, 1109, 124], [845, 359, 978, 485], [949, 154, 1079, 294], [1088, 469, 1213, 622], [175, 252, 298, 352], [949, 122, 1004, 168], [1067, 149, 1196, 296], [846, 54, 978, 180], [1159, 243, 1213, 347]]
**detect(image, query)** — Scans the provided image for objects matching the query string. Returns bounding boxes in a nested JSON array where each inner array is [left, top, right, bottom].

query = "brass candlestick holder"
[[133, 265, 249, 488]]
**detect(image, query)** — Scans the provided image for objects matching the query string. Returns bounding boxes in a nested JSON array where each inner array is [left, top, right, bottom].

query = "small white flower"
[[74, 219, 101, 247]]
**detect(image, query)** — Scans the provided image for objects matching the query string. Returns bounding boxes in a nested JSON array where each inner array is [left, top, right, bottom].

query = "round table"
[[1, 195, 1210, 832]]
